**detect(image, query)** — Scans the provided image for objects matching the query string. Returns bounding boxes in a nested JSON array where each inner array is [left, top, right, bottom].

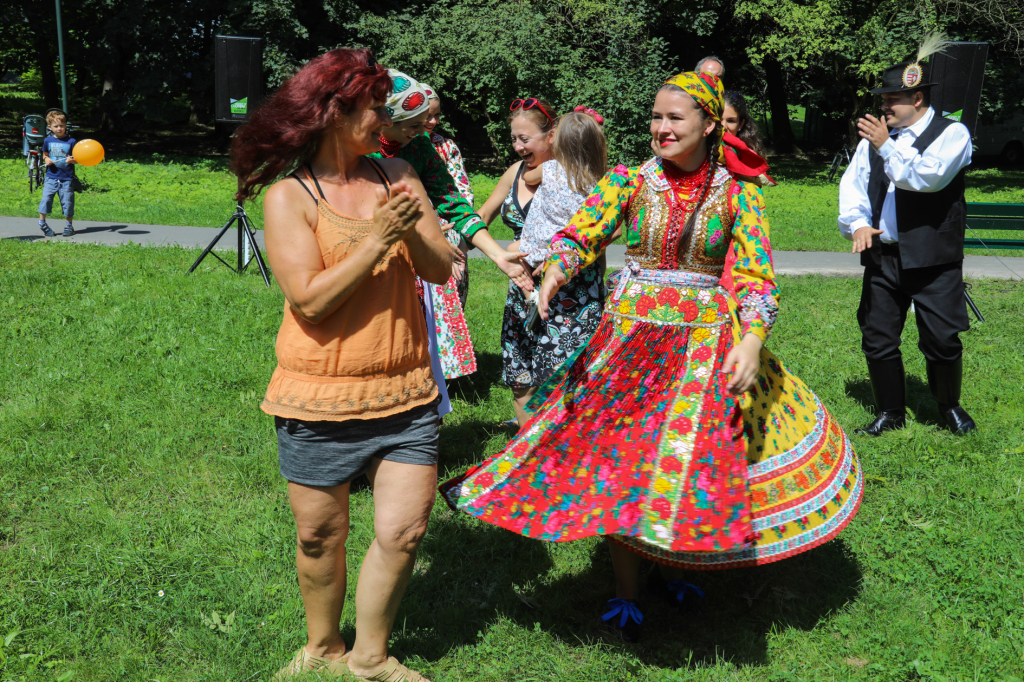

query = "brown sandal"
[[343, 654, 428, 682], [274, 647, 351, 680]]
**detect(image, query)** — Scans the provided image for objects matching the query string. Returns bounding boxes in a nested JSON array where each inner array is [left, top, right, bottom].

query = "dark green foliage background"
[[2, 0, 1021, 155], [355, 0, 672, 164]]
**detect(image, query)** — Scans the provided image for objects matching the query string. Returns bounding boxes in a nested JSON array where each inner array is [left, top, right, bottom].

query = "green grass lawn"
[[763, 159, 1024, 257], [3, 151, 1022, 257], [2, 240, 1023, 681], [0, 153, 258, 231]]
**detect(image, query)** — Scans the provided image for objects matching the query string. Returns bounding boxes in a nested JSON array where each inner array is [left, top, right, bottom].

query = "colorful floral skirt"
[[500, 257, 606, 388], [420, 227, 476, 380], [442, 268, 863, 568]]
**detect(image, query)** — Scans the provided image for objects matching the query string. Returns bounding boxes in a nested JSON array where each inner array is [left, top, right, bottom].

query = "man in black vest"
[[838, 56, 976, 435]]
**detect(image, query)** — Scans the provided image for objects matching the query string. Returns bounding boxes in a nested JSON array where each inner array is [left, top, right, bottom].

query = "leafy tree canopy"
[[2, 0, 1020, 155]]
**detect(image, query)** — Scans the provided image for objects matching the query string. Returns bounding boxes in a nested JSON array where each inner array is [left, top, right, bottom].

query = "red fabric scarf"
[[720, 132, 774, 184]]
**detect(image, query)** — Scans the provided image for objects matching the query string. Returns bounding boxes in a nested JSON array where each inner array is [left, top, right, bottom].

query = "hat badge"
[[902, 63, 923, 89]]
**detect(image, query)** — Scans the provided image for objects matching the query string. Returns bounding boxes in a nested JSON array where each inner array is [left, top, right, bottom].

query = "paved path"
[[2, 216, 1021, 280]]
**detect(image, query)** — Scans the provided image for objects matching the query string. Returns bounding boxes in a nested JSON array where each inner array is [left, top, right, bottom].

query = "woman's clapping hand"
[[370, 181, 423, 247]]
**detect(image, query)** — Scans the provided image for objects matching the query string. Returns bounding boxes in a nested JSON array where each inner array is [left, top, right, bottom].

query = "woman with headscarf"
[[723, 90, 768, 159], [371, 70, 532, 383], [424, 86, 475, 223], [441, 73, 863, 642], [422, 84, 473, 312]]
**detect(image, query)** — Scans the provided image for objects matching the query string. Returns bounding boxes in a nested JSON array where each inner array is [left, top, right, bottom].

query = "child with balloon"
[[38, 110, 78, 237], [37, 110, 104, 238]]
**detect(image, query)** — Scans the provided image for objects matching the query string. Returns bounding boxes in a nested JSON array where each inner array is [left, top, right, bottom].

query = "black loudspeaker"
[[214, 36, 263, 123], [928, 42, 989, 134]]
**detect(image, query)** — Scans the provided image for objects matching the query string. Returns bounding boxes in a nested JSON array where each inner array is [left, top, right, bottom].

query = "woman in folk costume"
[[372, 70, 479, 381], [370, 71, 528, 378], [423, 85, 474, 309], [441, 72, 863, 640]]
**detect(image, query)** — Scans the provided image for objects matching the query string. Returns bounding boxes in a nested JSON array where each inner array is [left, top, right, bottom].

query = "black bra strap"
[[292, 159, 391, 207], [304, 164, 328, 200], [365, 157, 391, 199], [290, 172, 318, 204]]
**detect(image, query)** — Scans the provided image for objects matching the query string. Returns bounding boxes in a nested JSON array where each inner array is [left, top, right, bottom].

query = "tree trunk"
[[482, 110, 502, 159], [34, 34, 60, 110], [764, 57, 795, 153], [190, 16, 214, 127]]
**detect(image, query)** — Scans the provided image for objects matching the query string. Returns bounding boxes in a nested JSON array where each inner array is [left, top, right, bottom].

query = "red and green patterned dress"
[[441, 157, 863, 569], [372, 134, 478, 380]]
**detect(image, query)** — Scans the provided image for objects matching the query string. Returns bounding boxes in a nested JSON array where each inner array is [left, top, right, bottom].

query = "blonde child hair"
[[46, 110, 67, 127], [553, 111, 607, 194]]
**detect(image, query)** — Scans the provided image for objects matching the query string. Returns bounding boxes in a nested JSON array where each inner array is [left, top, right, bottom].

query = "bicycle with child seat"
[[827, 142, 856, 182], [22, 109, 78, 193]]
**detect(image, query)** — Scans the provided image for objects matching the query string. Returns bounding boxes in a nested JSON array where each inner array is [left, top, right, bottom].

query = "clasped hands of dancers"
[[232, 35, 974, 681]]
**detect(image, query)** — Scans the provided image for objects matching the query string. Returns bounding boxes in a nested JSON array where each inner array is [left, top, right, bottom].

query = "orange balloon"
[[72, 139, 105, 167]]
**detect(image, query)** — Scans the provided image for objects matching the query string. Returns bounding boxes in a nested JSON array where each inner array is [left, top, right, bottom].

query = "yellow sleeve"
[[545, 164, 639, 279], [729, 181, 779, 342]]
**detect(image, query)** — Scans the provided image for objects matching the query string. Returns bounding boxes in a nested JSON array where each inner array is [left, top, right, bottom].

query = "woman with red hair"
[[233, 48, 450, 682]]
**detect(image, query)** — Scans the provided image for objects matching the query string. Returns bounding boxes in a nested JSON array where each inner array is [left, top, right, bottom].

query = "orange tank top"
[[261, 160, 437, 422]]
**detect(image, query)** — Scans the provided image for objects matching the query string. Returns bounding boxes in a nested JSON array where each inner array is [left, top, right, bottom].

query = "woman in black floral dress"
[[475, 98, 556, 425], [477, 102, 609, 426]]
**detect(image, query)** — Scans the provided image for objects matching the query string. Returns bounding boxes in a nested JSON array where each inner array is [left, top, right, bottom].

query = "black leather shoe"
[[926, 358, 977, 435], [940, 405, 977, 434], [854, 410, 907, 436], [647, 566, 706, 616], [854, 358, 907, 436]]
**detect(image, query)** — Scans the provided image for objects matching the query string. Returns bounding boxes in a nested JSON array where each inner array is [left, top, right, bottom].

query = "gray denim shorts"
[[275, 398, 440, 487]]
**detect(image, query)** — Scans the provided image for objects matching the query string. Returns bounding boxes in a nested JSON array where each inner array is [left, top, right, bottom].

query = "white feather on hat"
[[915, 31, 950, 64]]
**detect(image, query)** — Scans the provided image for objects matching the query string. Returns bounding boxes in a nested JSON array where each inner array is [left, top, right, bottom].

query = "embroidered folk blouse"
[[369, 133, 484, 242], [546, 157, 779, 342], [430, 131, 475, 206]]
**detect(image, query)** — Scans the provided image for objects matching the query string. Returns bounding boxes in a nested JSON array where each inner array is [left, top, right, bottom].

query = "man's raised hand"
[[857, 114, 890, 151]]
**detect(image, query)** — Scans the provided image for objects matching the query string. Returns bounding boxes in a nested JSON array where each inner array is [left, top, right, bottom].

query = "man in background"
[[695, 56, 724, 78], [837, 44, 976, 436]]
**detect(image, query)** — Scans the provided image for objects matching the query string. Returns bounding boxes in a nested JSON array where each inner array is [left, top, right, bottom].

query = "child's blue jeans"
[[38, 177, 75, 218]]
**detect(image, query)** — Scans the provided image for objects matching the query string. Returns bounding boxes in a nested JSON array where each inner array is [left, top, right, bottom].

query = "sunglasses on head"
[[510, 97, 553, 123]]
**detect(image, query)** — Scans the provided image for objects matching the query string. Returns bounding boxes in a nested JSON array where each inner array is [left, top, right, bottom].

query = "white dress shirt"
[[837, 107, 972, 243]]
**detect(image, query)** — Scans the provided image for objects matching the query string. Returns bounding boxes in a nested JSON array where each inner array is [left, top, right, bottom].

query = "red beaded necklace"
[[661, 156, 712, 256], [662, 156, 711, 198], [378, 136, 403, 158]]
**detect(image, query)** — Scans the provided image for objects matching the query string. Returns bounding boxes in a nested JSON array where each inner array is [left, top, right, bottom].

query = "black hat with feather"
[[870, 33, 949, 94]]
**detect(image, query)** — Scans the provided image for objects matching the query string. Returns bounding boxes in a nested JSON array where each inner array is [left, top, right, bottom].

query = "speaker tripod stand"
[[188, 203, 271, 287]]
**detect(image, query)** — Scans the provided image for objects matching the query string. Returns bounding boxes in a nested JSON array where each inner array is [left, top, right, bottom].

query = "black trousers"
[[857, 245, 969, 364]]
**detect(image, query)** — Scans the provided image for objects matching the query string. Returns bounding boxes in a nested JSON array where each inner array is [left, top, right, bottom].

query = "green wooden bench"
[[965, 202, 1024, 249]]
